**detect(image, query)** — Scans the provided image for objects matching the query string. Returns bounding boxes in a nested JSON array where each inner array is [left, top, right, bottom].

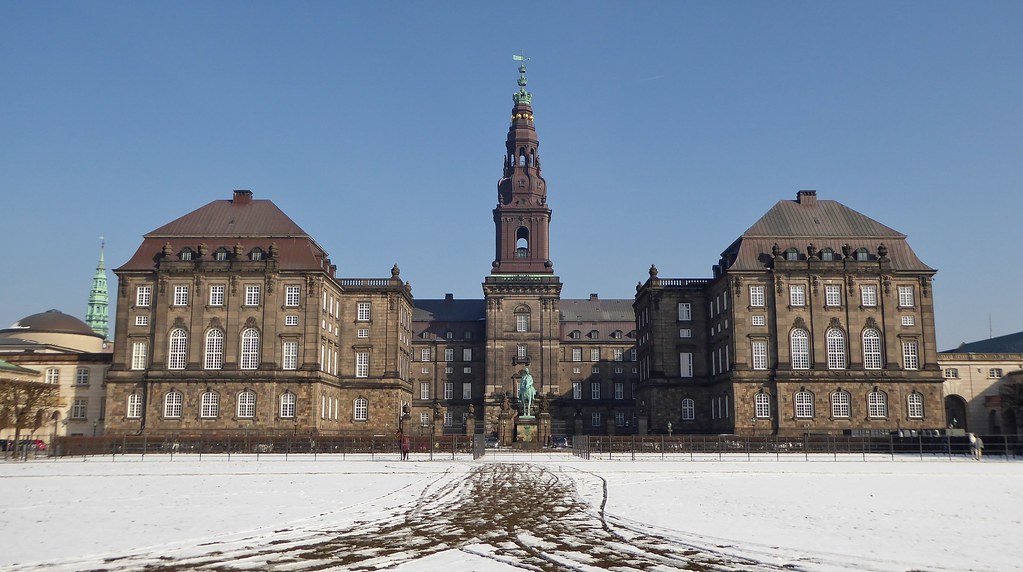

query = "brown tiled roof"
[[723, 192, 934, 272], [117, 192, 332, 272], [148, 196, 307, 237]]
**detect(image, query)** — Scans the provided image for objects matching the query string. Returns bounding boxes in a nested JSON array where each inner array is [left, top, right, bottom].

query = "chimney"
[[445, 293, 454, 301], [796, 190, 817, 205], [589, 293, 598, 301], [233, 190, 253, 204]]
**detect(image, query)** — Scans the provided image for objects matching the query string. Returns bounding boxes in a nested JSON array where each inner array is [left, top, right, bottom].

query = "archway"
[[944, 395, 967, 431]]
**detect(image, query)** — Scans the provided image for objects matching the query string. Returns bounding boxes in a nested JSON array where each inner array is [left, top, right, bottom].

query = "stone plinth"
[[516, 416, 538, 443]]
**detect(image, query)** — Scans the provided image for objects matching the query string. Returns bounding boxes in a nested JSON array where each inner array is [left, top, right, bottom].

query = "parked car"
[[485, 436, 500, 448], [551, 435, 570, 449]]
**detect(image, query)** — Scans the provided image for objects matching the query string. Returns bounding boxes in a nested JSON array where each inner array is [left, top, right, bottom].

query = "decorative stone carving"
[[197, 243, 208, 258], [793, 317, 808, 330], [847, 275, 855, 295], [233, 243, 244, 259], [920, 276, 930, 298], [829, 317, 843, 330], [648, 264, 658, 278], [882, 275, 892, 295], [391, 264, 400, 278], [268, 242, 279, 259], [776, 277, 784, 294], [732, 276, 742, 296], [811, 275, 820, 294], [865, 316, 878, 330], [161, 242, 173, 257], [842, 244, 852, 259], [877, 243, 888, 260], [244, 316, 258, 329], [807, 243, 817, 259]]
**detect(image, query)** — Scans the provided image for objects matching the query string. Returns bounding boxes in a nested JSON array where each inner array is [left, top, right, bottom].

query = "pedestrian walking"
[[969, 433, 983, 461], [400, 432, 410, 461]]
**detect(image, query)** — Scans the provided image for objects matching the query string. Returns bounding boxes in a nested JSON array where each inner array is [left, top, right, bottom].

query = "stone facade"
[[938, 332, 1023, 434]]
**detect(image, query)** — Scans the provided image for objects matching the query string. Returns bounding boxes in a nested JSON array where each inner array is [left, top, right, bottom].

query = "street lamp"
[[92, 421, 97, 437]]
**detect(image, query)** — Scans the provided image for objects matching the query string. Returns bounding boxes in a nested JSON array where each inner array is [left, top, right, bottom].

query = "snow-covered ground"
[[1, 453, 1017, 571]]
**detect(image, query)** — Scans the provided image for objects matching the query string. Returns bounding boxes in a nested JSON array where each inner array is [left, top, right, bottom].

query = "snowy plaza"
[[1, 453, 1019, 571]]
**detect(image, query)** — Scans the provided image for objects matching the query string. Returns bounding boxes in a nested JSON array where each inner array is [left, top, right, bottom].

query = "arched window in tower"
[[519, 147, 526, 167], [529, 149, 535, 166], [515, 227, 529, 258]]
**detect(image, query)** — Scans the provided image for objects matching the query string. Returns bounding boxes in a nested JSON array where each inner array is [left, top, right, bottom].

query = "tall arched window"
[[200, 391, 219, 418], [515, 227, 529, 257], [204, 329, 224, 370], [754, 393, 771, 418], [240, 328, 260, 370], [127, 393, 143, 419], [831, 390, 851, 418], [794, 390, 814, 418], [907, 392, 924, 419], [353, 397, 369, 421], [168, 328, 188, 370], [791, 329, 810, 370], [862, 329, 882, 370], [681, 398, 695, 420], [826, 329, 846, 370], [868, 390, 888, 418], [164, 390, 183, 418], [237, 390, 256, 418], [279, 392, 296, 418]]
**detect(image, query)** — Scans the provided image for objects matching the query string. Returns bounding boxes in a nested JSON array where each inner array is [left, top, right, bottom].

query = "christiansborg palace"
[[97, 64, 945, 442]]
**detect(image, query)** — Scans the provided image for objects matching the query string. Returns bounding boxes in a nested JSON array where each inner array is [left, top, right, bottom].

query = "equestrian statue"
[[518, 367, 537, 418]]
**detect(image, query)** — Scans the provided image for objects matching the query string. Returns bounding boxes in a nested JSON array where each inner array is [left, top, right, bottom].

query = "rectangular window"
[[421, 366, 429, 374], [245, 285, 260, 306], [76, 367, 90, 385], [789, 285, 805, 307], [902, 341, 919, 370], [943, 368, 959, 379], [614, 366, 623, 374], [173, 285, 189, 306], [135, 315, 149, 326], [591, 383, 601, 400], [444, 348, 454, 362], [444, 382, 453, 400], [590, 348, 600, 361], [209, 285, 225, 306], [630, 349, 637, 361], [613, 349, 623, 362], [591, 366, 600, 374], [136, 286, 152, 307], [285, 286, 301, 307], [989, 368, 1003, 379], [71, 398, 87, 420], [679, 352, 693, 378], [282, 341, 298, 370], [572, 366, 581, 374], [678, 303, 692, 321], [127, 394, 143, 419], [355, 352, 369, 378], [573, 382, 582, 400], [420, 382, 430, 400], [421, 348, 432, 361], [443, 412, 453, 427], [679, 328, 692, 338], [463, 366, 472, 374], [752, 341, 768, 370], [898, 286, 915, 307], [516, 314, 529, 332], [285, 315, 299, 326], [357, 302, 371, 321], [901, 315, 915, 326], [749, 286, 765, 307], [517, 344, 527, 358], [572, 348, 582, 362], [462, 383, 472, 400], [357, 328, 369, 338], [463, 348, 472, 361], [825, 285, 841, 307], [420, 412, 430, 427], [591, 412, 602, 427], [445, 366, 453, 374], [751, 315, 766, 326], [907, 394, 924, 419], [614, 382, 624, 400], [131, 342, 147, 370], [860, 285, 877, 307]]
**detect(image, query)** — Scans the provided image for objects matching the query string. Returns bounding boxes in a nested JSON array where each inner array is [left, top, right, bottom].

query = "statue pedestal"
[[516, 416, 538, 444]]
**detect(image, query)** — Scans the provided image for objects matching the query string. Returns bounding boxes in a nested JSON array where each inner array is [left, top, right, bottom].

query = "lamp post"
[[752, 416, 757, 437], [667, 421, 673, 437], [92, 421, 97, 437]]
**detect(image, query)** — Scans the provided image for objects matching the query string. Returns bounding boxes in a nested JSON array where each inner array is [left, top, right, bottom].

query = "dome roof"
[[3, 309, 102, 338]]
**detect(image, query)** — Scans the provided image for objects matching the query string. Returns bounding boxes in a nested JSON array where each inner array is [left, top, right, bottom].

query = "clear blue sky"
[[2, 2, 1020, 351]]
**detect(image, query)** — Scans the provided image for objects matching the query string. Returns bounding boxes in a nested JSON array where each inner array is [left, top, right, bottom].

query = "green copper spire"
[[512, 54, 532, 105], [85, 237, 109, 339]]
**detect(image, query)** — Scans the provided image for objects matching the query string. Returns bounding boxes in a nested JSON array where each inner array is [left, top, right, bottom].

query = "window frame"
[[826, 328, 846, 370], [749, 285, 765, 307], [209, 284, 225, 306], [754, 393, 771, 418], [677, 303, 692, 321], [907, 392, 924, 419], [285, 285, 301, 307], [681, 398, 695, 420], [898, 286, 915, 308], [831, 391, 851, 418], [127, 393, 143, 419], [789, 285, 806, 307], [164, 391, 183, 418], [355, 352, 370, 378], [200, 391, 219, 419], [357, 302, 371, 321], [790, 329, 810, 370], [173, 285, 189, 306], [751, 340, 768, 370], [136, 285, 152, 307], [279, 393, 296, 418], [868, 391, 888, 418], [862, 328, 882, 370], [282, 341, 298, 370], [237, 391, 256, 418], [244, 285, 261, 307], [240, 328, 260, 370], [794, 391, 814, 419], [204, 329, 224, 370], [353, 397, 369, 421], [168, 328, 188, 370]]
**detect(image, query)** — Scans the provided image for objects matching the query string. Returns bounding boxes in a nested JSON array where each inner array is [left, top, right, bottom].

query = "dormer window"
[[611, 330, 623, 339], [249, 248, 264, 261], [180, 248, 193, 261], [214, 248, 229, 261], [569, 330, 581, 339], [785, 248, 799, 261], [855, 248, 870, 261], [820, 248, 835, 261], [588, 330, 599, 339]]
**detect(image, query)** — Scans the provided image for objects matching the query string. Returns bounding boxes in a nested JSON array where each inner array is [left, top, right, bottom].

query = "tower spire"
[[85, 237, 109, 339], [491, 56, 553, 275]]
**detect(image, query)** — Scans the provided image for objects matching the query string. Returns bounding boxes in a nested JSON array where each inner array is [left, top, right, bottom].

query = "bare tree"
[[0, 379, 62, 459]]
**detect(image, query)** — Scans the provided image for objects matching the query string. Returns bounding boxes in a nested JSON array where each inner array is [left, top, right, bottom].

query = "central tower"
[[491, 62, 553, 275], [484, 59, 563, 444]]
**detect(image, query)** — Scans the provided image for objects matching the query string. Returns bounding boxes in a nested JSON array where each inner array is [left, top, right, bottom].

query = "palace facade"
[[103, 64, 944, 439]]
